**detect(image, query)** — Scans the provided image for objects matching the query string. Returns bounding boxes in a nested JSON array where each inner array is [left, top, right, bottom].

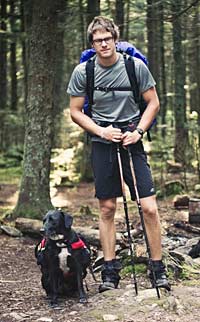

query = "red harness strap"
[[71, 238, 86, 250], [39, 237, 86, 251]]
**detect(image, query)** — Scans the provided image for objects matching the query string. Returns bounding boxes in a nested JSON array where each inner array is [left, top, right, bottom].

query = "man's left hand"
[[122, 130, 142, 146]]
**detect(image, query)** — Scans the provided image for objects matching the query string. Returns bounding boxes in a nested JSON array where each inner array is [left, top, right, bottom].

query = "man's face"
[[92, 30, 116, 60]]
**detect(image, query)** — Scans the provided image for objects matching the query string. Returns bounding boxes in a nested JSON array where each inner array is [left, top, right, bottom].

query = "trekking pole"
[[127, 146, 160, 299], [116, 143, 138, 296]]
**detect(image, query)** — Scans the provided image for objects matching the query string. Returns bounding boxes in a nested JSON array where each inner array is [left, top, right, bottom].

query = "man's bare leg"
[[140, 195, 170, 290], [98, 198, 121, 292], [140, 195, 162, 260], [99, 198, 117, 260]]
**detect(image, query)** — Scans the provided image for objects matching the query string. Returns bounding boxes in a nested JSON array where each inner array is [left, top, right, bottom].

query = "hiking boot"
[[148, 260, 171, 291], [99, 259, 121, 293]]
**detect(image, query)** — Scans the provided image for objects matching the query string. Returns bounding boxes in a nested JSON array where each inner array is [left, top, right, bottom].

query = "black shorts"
[[91, 141, 155, 200]]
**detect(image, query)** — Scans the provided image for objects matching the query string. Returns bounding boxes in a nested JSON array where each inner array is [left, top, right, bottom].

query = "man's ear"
[[63, 213, 73, 229]]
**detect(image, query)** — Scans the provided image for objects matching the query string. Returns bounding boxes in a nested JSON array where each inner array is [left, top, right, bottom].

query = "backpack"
[[80, 41, 155, 141]]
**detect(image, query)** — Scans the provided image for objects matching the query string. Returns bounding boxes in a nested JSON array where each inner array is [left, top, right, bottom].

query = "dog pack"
[[80, 41, 155, 141]]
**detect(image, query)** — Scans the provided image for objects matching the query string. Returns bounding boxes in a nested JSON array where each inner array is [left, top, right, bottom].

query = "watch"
[[136, 127, 144, 137]]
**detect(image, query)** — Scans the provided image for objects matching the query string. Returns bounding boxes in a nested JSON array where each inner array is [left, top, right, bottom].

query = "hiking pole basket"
[[127, 146, 160, 299], [116, 143, 138, 296]]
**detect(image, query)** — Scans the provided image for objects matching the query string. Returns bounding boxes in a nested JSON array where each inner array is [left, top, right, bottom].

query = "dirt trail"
[[0, 234, 200, 322], [0, 183, 200, 322]]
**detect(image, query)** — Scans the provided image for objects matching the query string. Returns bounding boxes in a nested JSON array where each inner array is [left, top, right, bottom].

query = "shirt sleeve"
[[67, 63, 87, 97], [135, 58, 156, 94]]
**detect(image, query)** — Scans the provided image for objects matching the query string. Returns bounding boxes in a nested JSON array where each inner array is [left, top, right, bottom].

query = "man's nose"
[[101, 40, 107, 46]]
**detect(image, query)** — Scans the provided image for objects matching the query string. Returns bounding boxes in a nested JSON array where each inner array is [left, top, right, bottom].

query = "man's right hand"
[[100, 125, 122, 142]]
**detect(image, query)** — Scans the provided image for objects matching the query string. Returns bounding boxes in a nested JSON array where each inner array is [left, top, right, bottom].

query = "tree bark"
[[14, 0, 63, 218], [146, 0, 158, 82], [52, 0, 67, 147], [115, 0, 125, 39], [0, 0, 7, 110], [10, 0, 18, 111], [172, 0, 189, 164], [125, 0, 130, 41], [87, 0, 100, 27]]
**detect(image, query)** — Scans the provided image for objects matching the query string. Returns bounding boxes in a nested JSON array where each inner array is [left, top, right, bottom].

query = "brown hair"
[[87, 16, 119, 44]]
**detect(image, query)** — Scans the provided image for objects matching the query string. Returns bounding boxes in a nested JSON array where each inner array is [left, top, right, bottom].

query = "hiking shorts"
[[91, 141, 155, 200]]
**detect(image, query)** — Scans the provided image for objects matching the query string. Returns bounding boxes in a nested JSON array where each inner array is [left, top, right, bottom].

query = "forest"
[[0, 1, 200, 321], [0, 0, 200, 218]]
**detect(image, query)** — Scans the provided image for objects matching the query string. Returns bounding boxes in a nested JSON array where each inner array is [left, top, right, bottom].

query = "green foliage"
[[179, 263, 200, 281], [121, 262, 147, 277], [0, 167, 21, 184]]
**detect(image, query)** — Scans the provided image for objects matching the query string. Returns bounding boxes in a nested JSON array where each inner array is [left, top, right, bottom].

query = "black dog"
[[35, 210, 91, 306]]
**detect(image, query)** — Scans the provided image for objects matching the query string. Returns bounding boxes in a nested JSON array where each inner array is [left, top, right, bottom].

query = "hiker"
[[67, 16, 170, 293]]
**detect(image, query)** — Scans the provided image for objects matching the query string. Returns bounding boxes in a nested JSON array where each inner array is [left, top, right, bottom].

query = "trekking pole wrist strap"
[[136, 127, 144, 137]]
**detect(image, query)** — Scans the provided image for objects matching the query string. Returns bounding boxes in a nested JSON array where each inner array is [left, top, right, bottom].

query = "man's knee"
[[140, 196, 159, 222], [99, 198, 116, 221], [143, 206, 159, 222]]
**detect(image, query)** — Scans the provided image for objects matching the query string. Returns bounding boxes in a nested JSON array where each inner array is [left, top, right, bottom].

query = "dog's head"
[[42, 209, 73, 240]]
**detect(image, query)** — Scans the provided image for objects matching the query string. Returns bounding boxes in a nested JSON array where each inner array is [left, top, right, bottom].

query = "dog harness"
[[37, 237, 87, 252]]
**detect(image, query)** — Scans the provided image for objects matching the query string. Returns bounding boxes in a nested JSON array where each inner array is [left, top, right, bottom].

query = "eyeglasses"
[[93, 36, 113, 46]]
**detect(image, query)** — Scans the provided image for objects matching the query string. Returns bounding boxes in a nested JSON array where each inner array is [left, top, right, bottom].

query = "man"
[[67, 16, 170, 293]]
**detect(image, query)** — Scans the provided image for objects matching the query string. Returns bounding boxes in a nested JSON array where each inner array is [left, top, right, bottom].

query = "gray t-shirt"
[[67, 54, 156, 143], [67, 54, 156, 124]]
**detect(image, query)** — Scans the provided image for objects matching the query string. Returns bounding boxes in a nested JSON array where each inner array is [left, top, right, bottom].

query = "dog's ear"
[[63, 213, 73, 229]]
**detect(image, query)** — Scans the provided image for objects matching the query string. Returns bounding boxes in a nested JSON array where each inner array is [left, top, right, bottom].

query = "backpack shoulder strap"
[[86, 57, 95, 115], [124, 54, 152, 142], [123, 54, 140, 104]]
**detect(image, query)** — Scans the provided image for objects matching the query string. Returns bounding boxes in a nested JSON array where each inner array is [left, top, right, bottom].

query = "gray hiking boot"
[[148, 260, 171, 291], [99, 259, 122, 293]]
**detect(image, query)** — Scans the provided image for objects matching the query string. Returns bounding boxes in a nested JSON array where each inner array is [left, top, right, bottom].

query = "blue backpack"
[[80, 41, 155, 141]]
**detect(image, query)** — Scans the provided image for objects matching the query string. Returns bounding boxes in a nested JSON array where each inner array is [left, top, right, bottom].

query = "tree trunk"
[[20, 0, 30, 110], [79, 0, 86, 51], [125, 0, 130, 41], [87, 0, 100, 27], [146, 0, 158, 83], [172, 0, 189, 164], [158, 2, 167, 137], [14, 0, 63, 219], [115, 0, 125, 39], [52, 0, 67, 147], [10, 0, 18, 111], [0, 0, 7, 110]]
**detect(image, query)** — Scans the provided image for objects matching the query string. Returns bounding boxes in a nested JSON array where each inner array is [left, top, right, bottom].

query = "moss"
[[12, 200, 53, 219], [121, 263, 147, 277]]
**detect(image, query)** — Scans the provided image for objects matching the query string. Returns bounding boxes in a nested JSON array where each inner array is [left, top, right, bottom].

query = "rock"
[[188, 240, 200, 258], [189, 198, 200, 224], [194, 257, 200, 265], [36, 318, 53, 322], [170, 249, 195, 265], [103, 314, 119, 321], [185, 237, 200, 247], [118, 288, 157, 305], [9, 312, 27, 320], [173, 195, 189, 209], [0, 225, 23, 237]]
